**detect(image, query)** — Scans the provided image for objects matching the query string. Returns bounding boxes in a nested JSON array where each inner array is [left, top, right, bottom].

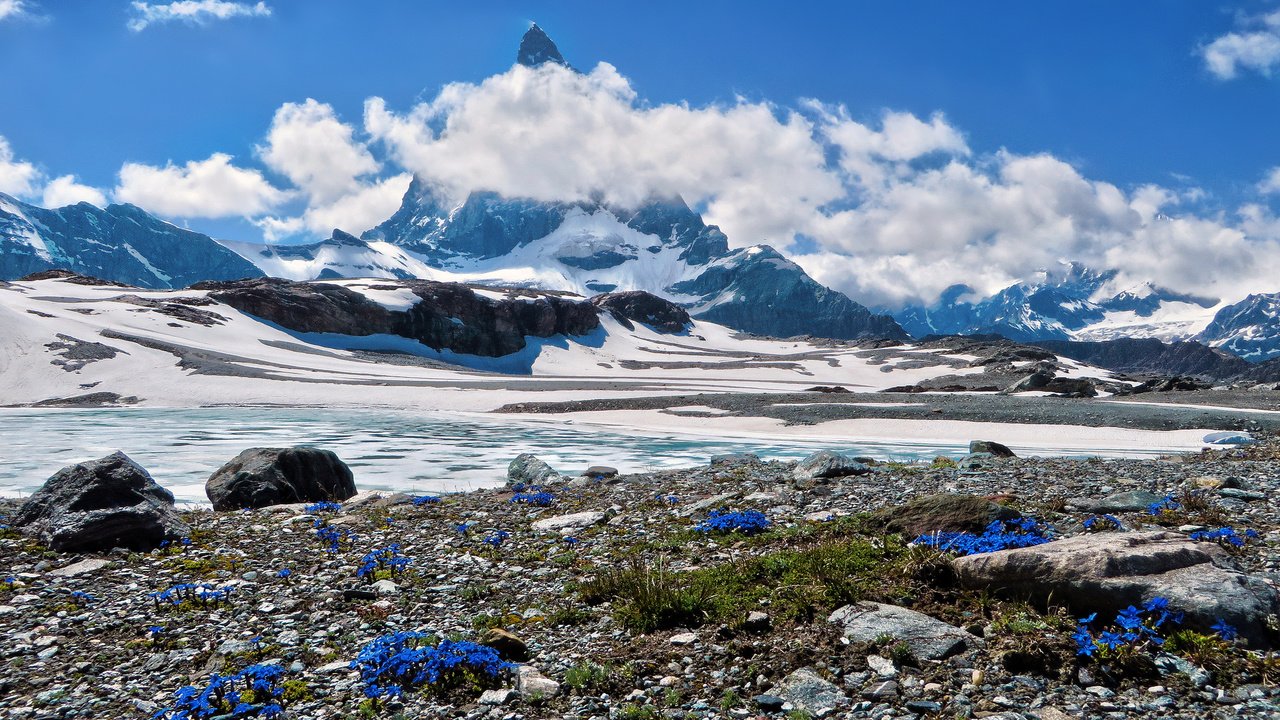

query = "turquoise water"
[[0, 407, 1148, 505]]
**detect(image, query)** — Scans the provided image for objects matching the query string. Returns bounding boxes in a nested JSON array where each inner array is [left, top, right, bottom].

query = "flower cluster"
[[1074, 597, 1182, 657], [351, 633, 512, 700], [913, 518, 1052, 556], [482, 530, 510, 548], [304, 501, 343, 514], [694, 509, 772, 536], [1082, 514, 1123, 532], [148, 583, 236, 609], [511, 486, 555, 507], [1147, 495, 1181, 515], [412, 495, 441, 507], [68, 590, 95, 606], [1189, 526, 1260, 549], [275, 568, 292, 580], [357, 544, 413, 580], [158, 537, 193, 553], [1211, 619, 1239, 641], [654, 494, 679, 505], [154, 664, 287, 719], [313, 518, 356, 553]]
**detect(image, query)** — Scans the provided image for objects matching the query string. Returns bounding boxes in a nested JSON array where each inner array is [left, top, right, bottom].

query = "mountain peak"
[[518, 23, 568, 68]]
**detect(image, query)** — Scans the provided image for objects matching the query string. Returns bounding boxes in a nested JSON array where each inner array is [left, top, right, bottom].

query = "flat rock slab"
[[530, 511, 607, 534], [777, 668, 847, 716], [828, 602, 982, 660], [952, 531, 1280, 647], [1072, 490, 1165, 514], [48, 558, 111, 577]]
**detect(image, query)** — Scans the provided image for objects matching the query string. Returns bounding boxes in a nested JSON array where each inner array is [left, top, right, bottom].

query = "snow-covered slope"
[[0, 274, 1089, 411]]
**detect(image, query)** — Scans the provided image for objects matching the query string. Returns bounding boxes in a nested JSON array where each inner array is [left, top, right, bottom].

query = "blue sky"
[[1, 1, 1279, 305]]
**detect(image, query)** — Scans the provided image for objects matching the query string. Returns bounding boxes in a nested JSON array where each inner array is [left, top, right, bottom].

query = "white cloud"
[[0, 0, 31, 22], [42, 175, 107, 208], [259, 99, 380, 205], [114, 153, 288, 218], [1261, 166, 1280, 194], [1201, 9, 1280, 79], [365, 62, 844, 246], [0, 135, 39, 197], [258, 173, 411, 240], [127, 0, 271, 32]]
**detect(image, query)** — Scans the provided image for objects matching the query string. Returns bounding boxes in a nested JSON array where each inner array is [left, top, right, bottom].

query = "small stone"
[[369, 579, 398, 596], [478, 628, 529, 662], [669, 632, 698, 645], [865, 655, 897, 678], [48, 558, 111, 577], [862, 680, 898, 699], [754, 695, 785, 712], [479, 688, 517, 705], [514, 665, 560, 699], [744, 611, 771, 632]]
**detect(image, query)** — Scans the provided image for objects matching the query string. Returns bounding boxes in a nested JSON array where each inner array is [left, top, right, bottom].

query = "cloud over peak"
[[1201, 8, 1280, 79], [127, 1, 271, 32]]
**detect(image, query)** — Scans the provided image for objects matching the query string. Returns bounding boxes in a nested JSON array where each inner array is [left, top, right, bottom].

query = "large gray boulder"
[[828, 602, 982, 661], [968, 440, 1016, 458], [508, 454, 562, 486], [952, 531, 1280, 647], [205, 447, 355, 511], [14, 452, 189, 552], [792, 451, 870, 483]]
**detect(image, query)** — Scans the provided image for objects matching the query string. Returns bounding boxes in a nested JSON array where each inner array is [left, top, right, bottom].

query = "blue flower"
[[350, 633, 512, 701], [305, 501, 343, 514], [913, 517, 1053, 556], [1211, 619, 1239, 641], [1147, 495, 1181, 515], [694, 510, 771, 536], [412, 495, 441, 506], [275, 568, 292, 579], [482, 530, 510, 548]]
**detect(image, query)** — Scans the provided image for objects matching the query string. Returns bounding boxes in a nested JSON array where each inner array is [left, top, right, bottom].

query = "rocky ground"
[[3, 439, 1280, 719]]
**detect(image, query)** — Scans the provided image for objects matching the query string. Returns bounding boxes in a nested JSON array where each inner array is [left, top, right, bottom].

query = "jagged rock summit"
[[518, 23, 570, 68]]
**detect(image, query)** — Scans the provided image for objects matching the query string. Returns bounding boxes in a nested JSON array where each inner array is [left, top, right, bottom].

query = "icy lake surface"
[[0, 407, 1174, 505]]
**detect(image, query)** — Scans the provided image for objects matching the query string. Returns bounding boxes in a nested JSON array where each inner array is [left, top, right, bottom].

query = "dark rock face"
[[517, 23, 569, 68], [200, 277, 600, 358], [206, 447, 356, 511], [0, 194, 262, 288], [13, 452, 189, 552], [200, 277, 395, 335], [591, 291, 691, 333], [397, 283, 600, 356], [1034, 338, 1250, 379], [876, 494, 1020, 538]]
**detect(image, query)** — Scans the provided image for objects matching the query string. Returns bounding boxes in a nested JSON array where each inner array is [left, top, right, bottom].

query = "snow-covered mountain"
[[0, 193, 262, 288], [1194, 293, 1280, 362], [894, 262, 1221, 344]]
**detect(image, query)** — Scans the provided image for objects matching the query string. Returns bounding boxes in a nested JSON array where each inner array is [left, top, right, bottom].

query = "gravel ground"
[[3, 437, 1280, 719], [496, 389, 1280, 432]]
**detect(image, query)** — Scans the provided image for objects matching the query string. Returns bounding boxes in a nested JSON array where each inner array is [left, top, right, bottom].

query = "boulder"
[[776, 668, 848, 716], [828, 602, 982, 661], [710, 452, 759, 466], [14, 452, 189, 552], [952, 531, 1280, 647], [968, 440, 1016, 458], [1002, 370, 1054, 393], [582, 465, 619, 479], [1203, 431, 1255, 446], [875, 493, 1019, 538], [508, 454, 562, 486], [478, 628, 529, 662], [957, 452, 996, 471], [792, 451, 871, 482], [205, 447, 355, 511]]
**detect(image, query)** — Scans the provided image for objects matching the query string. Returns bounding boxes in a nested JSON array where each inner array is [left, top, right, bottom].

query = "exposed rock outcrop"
[[591, 291, 691, 333]]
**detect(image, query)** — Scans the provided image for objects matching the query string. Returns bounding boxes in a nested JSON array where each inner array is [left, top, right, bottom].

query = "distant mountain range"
[[6, 24, 1280, 364]]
